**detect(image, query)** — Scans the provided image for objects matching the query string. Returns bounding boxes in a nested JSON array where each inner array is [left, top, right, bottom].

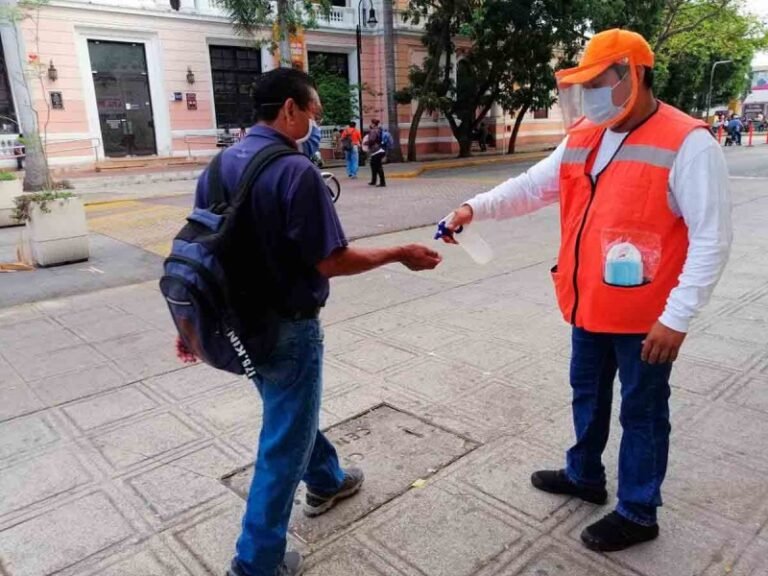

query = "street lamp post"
[[355, 0, 377, 132], [706, 59, 733, 122]]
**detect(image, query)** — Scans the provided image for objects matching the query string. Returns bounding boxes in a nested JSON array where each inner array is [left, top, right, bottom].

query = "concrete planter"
[[0, 179, 24, 227], [19, 197, 90, 267]]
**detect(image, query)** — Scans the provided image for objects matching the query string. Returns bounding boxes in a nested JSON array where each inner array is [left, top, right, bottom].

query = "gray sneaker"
[[276, 552, 304, 576], [304, 468, 365, 517], [227, 552, 304, 576]]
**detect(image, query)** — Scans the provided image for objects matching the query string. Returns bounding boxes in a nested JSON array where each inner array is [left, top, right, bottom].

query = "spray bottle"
[[434, 212, 494, 265]]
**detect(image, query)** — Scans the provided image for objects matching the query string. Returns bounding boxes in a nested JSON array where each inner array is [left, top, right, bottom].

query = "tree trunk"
[[507, 101, 530, 155], [457, 131, 472, 157], [407, 101, 425, 162], [382, 0, 402, 162], [277, 0, 291, 68], [1, 15, 50, 191]]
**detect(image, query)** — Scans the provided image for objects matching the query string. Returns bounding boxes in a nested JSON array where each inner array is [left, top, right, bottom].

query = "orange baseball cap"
[[557, 28, 655, 85]]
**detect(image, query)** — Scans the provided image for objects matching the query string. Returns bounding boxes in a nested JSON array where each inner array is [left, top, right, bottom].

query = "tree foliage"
[[654, 4, 767, 113], [398, 0, 586, 158], [589, 0, 768, 114], [215, 0, 331, 59], [308, 55, 358, 126]]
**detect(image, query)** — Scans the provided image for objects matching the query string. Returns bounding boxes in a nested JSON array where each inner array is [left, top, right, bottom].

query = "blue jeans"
[[565, 327, 672, 526], [234, 319, 345, 576], [345, 146, 359, 177]]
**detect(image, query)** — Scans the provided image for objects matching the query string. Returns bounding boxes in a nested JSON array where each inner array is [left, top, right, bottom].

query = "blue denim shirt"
[[194, 125, 347, 311]]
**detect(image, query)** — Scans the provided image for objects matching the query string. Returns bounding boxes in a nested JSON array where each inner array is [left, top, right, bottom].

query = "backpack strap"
[[206, 152, 227, 212], [232, 142, 300, 208]]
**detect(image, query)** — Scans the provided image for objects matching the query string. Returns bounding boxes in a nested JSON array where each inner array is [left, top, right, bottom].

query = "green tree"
[[216, 0, 331, 66], [396, 0, 472, 161], [308, 55, 358, 126], [398, 0, 585, 158], [587, 0, 667, 41], [1, 0, 53, 191], [654, 4, 767, 114]]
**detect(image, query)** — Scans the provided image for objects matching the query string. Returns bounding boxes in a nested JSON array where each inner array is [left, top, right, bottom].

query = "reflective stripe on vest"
[[562, 144, 677, 170], [613, 145, 677, 169], [561, 147, 590, 164]]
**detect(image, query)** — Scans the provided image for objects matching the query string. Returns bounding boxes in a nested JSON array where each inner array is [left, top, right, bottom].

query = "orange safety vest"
[[552, 102, 708, 334]]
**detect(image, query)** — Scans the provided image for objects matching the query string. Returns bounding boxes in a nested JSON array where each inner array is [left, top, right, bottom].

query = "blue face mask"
[[582, 74, 628, 125], [582, 86, 625, 125], [299, 121, 322, 159]]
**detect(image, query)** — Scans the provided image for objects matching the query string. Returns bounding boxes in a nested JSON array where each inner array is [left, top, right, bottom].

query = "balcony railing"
[[59, 0, 420, 32], [193, 0, 356, 29]]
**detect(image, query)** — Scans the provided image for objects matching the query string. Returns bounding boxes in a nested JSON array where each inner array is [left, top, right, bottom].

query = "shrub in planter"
[[14, 191, 90, 267], [0, 171, 24, 228]]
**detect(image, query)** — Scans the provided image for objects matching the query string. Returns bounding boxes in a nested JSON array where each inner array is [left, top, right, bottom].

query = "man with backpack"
[[367, 119, 387, 187], [340, 121, 361, 178], [167, 68, 441, 576]]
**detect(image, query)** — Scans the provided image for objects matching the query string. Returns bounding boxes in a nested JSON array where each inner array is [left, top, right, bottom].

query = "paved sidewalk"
[[2, 182, 768, 575]]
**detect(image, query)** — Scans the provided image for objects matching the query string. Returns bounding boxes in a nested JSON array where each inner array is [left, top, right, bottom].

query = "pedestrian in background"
[[367, 119, 386, 187], [340, 121, 361, 178], [14, 133, 25, 171], [728, 114, 743, 146], [478, 122, 489, 152], [442, 29, 731, 553]]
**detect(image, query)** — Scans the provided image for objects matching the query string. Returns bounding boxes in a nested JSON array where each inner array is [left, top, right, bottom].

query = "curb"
[[388, 150, 551, 179]]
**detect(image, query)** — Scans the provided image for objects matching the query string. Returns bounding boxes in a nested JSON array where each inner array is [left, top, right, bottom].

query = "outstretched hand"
[[400, 244, 443, 270]]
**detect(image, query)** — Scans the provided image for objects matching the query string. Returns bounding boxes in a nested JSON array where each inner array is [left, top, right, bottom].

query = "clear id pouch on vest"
[[601, 229, 662, 287]]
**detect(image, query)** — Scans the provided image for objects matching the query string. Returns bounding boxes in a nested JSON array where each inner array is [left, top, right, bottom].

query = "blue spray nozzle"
[[434, 220, 463, 240]]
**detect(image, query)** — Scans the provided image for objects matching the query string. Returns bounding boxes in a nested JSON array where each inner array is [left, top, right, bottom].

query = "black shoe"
[[530, 469, 607, 505], [304, 468, 364, 517], [368, 182, 376, 186], [227, 553, 304, 576], [581, 511, 659, 552]]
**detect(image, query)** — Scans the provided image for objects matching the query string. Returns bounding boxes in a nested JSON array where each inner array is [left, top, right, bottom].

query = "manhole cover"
[[221, 404, 479, 544]]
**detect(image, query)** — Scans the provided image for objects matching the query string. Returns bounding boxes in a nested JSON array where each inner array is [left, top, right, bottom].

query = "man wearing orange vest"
[[443, 29, 731, 551]]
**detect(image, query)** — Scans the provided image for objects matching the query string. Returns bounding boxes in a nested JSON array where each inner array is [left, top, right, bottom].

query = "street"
[[1, 147, 768, 576]]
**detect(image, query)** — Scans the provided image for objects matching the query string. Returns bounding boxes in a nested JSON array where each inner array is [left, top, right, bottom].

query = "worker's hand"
[[399, 244, 443, 271], [441, 205, 474, 245], [641, 321, 686, 364]]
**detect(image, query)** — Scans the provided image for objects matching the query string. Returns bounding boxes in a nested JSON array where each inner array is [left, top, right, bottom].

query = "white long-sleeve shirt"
[[465, 128, 732, 333]]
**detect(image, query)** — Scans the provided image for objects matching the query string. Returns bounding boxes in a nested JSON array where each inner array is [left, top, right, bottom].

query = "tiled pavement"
[[2, 184, 768, 575]]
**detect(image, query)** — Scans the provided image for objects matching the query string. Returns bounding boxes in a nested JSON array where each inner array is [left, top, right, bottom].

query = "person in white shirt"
[[442, 29, 731, 552]]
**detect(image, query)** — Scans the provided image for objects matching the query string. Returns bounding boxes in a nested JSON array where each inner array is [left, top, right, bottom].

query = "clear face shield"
[[556, 56, 639, 133]]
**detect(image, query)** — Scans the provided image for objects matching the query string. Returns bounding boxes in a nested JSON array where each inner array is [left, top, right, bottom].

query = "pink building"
[[0, 0, 565, 168]]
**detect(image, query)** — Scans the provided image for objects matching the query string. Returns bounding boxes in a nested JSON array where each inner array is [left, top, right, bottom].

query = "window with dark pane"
[[308, 51, 349, 82], [533, 108, 549, 119], [0, 42, 18, 133], [209, 45, 262, 129]]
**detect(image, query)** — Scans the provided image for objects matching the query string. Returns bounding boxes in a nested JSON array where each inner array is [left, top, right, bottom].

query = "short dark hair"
[[349, 121, 357, 127], [643, 66, 654, 89], [251, 68, 316, 122]]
